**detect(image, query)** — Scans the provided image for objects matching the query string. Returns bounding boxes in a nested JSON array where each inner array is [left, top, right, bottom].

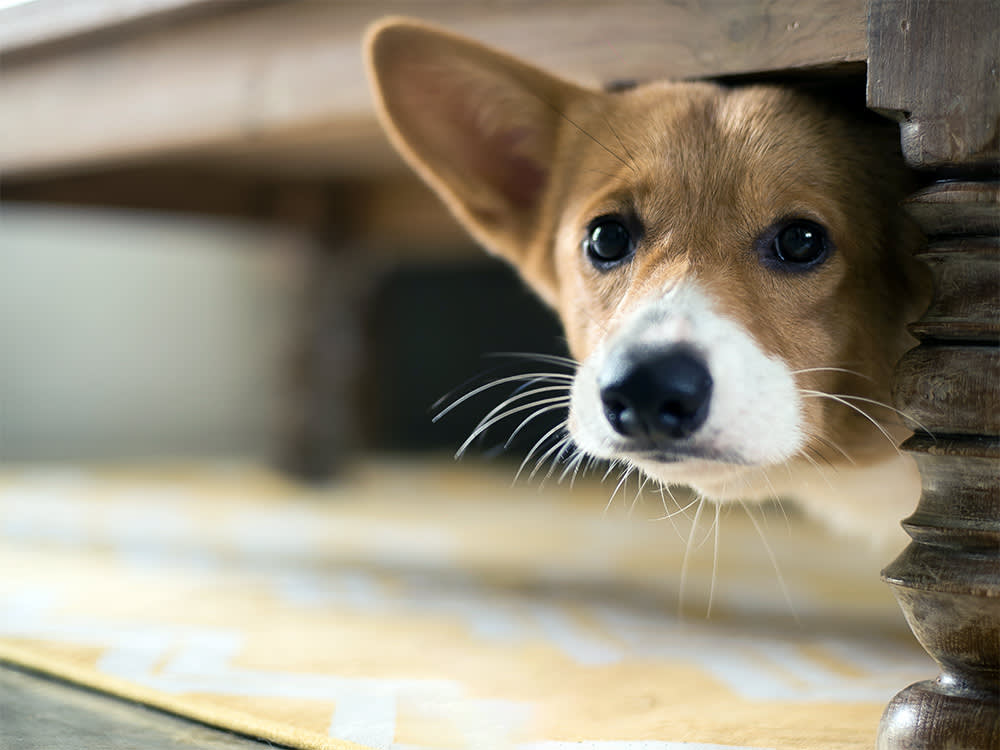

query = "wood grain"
[[0, 663, 281, 750], [906, 183, 1000, 237], [868, 0, 1000, 168], [908, 238, 1000, 342], [869, 2, 1000, 747], [0, 0, 865, 179], [894, 346, 1000, 434]]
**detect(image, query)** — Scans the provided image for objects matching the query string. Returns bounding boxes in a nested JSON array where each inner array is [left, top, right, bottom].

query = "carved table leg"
[[880, 184, 1000, 749], [867, 1, 1000, 747]]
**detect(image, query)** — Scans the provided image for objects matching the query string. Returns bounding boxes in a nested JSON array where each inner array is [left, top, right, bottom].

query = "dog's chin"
[[569, 422, 792, 503], [567, 408, 801, 504], [629, 456, 771, 502]]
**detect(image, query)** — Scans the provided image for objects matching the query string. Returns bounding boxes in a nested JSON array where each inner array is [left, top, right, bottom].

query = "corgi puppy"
[[364, 19, 930, 544]]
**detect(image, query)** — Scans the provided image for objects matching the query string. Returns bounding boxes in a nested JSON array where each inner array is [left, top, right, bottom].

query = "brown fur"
[[366, 19, 931, 528]]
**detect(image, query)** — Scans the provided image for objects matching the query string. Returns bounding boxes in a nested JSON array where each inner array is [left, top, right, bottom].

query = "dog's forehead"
[[585, 85, 834, 184], [564, 84, 852, 248], [618, 83, 828, 155]]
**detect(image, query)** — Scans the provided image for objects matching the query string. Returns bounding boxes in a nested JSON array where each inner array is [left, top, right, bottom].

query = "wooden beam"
[[0, 0, 865, 180], [0, 0, 228, 54], [2, 165, 468, 253]]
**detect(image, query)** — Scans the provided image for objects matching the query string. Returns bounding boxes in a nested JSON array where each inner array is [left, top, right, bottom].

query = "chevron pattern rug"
[[0, 461, 932, 749]]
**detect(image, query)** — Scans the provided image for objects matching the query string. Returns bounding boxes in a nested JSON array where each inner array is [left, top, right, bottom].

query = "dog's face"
[[366, 20, 929, 527]]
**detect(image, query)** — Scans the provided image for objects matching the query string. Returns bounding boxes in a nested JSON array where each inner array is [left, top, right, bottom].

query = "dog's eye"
[[772, 220, 829, 265], [585, 218, 634, 267]]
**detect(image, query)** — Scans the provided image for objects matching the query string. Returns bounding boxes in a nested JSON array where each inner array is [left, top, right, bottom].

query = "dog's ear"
[[365, 19, 585, 305]]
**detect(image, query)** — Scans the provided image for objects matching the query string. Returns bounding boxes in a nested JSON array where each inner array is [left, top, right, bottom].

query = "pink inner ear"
[[401, 63, 552, 216], [473, 125, 549, 210]]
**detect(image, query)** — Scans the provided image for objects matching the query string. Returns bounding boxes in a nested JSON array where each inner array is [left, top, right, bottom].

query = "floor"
[[0, 664, 279, 750], [0, 462, 930, 750]]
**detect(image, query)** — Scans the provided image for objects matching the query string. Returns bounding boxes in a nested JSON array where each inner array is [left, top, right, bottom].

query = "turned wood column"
[[867, 1, 1000, 748], [270, 185, 375, 481]]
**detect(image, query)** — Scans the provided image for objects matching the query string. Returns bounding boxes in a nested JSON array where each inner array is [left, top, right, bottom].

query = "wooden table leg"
[[867, 1, 1000, 747], [269, 187, 376, 482], [278, 234, 373, 481]]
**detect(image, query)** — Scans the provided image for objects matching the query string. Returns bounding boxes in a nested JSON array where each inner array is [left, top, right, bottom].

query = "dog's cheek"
[[705, 328, 805, 464], [556, 283, 613, 362], [566, 356, 617, 458]]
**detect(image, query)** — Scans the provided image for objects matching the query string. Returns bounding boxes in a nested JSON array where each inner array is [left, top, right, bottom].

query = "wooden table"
[[2, 1, 997, 747]]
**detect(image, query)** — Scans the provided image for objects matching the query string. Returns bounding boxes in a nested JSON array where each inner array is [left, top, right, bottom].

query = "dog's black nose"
[[599, 349, 712, 441]]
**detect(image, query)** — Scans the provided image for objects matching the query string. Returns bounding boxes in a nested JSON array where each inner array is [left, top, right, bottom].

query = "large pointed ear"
[[365, 19, 584, 303]]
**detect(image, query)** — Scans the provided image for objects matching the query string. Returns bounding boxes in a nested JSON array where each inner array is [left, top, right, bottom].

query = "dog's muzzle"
[[598, 347, 713, 442]]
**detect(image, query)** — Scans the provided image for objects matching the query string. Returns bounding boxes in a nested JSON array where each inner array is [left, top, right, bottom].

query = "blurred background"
[[0, 0, 576, 477], [0, 203, 566, 472]]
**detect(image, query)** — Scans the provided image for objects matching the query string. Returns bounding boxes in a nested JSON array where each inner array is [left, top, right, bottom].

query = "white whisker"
[[651, 491, 701, 521], [794, 445, 837, 490], [792, 366, 875, 383], [486, 351, 580, 370], [657, 483, 670, 516], [679, 495, 707, 618], [503, 399, 571, 449], [542, 438, 577, 483], [604, 466, 634, 514], [707, 501, 721, 618], [693, 504, 720, 551], [820, 392, 934, 438], [740, 499, 798, 624], [758, 467, 791, 535], [512, 420, 569, 483], [434, 371, 572, 422], [800, 389, 903, 454], [570, 451, 589, 485], [628, 475, 651, 518], [654, 483, 687, 542], [472, 385, 573, 431], [559, 447, 587, 485], [457, 398, 568, 458], [530, 430, 573, 482], [806, 430, 856, 466]]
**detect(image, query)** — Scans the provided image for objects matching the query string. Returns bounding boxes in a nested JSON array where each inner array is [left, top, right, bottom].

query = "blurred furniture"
[[2, 1, 997, 746]]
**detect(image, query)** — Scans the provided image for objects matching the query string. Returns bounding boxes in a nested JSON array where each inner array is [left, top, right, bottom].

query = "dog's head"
[[365, 19, 929, 510]]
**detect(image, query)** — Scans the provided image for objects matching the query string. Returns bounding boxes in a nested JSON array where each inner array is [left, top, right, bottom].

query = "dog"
[[364, 19, 930, 545]]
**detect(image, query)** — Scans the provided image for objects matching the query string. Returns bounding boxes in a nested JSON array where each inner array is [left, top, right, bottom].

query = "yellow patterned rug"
[[0, 460, 932, 749]]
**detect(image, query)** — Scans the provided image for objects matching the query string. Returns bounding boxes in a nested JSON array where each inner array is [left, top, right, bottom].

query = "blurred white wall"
[[0, 205, 305, 462]]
